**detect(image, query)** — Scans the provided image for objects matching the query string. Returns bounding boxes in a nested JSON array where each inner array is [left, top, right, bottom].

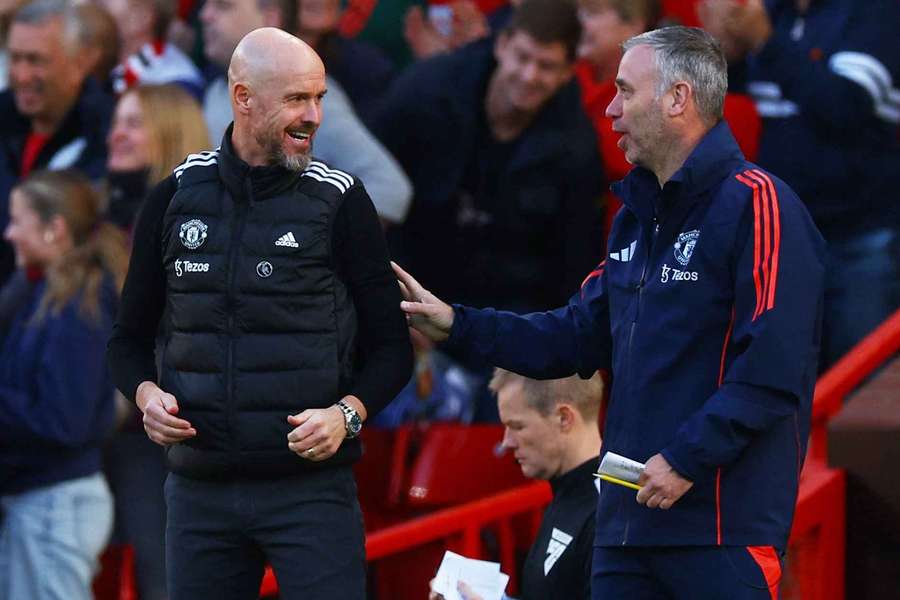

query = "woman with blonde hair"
[[104, 83, 211, 600], [0, 169, 128, 599], [106, 83, 211, 229]]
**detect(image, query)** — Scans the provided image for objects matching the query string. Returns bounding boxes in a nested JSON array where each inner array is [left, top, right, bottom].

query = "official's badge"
[[179, 219, 208, 250], [674, 230, 700, 266]]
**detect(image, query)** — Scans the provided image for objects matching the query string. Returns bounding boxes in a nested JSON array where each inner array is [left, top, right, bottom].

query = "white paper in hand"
[[433, 551, 509, 600]]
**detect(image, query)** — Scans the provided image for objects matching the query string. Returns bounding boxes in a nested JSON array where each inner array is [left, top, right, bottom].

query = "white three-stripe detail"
[[303, 161, 352, 193], [829, 51, 900, 124], [174, 149, 220, 179]]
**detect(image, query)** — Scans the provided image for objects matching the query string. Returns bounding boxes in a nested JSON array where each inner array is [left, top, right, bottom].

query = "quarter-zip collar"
[[216, 124, 305, 203], [613, 120, 745, 224]]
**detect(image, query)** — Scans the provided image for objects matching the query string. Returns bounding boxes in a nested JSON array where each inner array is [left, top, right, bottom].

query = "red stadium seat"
[[405, 423, 528, 507]]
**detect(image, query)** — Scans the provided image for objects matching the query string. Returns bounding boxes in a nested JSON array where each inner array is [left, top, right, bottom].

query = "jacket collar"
[[216, 124, 304, 203], [612, 120, 745, 218], [549, 456, 600, 497]]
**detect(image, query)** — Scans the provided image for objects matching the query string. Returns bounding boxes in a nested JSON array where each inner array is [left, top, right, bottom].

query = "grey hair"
[[12, 0, 85, 56], [622, 26, 727, 123]]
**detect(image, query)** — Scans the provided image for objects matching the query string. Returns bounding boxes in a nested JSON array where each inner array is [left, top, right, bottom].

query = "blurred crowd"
[[0, 0, 896, 598]]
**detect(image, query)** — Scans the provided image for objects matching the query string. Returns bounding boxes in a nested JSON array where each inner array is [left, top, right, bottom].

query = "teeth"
[[288, 132, 310, 140]]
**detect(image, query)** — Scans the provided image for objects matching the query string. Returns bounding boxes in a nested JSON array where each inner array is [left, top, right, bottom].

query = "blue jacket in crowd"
[[736, 0, 900, 237], [445, 122, 826, 549], [0, 272, 117, 495]]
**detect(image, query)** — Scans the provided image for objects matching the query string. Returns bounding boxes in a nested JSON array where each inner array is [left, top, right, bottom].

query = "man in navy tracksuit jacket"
[[395, 27, 825, 599]]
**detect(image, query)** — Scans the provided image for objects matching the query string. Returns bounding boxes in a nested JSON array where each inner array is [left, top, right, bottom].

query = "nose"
[[501, 428, 517, 451], [605, 92, 622, 119], [3, 223, 14, 243], [302, 100, 322, 126]]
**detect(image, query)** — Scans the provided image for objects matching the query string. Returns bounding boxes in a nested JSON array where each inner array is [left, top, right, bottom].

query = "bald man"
[[107, 27, 413, 599]]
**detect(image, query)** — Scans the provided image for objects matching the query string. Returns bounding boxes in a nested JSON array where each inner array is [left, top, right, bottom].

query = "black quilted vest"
[[159, 141, 359, 479]]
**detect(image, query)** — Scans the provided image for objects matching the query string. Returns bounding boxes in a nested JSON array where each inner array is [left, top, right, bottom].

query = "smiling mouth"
[[287, 130, 311, 141]]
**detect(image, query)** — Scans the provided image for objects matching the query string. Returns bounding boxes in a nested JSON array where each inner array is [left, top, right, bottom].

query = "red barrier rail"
[[810, 308, 900, 460]]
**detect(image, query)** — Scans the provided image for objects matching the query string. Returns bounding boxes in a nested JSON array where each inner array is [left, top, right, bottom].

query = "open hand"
[[392, 261, 455, 343]]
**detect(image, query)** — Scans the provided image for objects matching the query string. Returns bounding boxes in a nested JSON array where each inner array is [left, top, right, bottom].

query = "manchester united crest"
[[674, 230, 700, 266], [179, 219, 208, 250]]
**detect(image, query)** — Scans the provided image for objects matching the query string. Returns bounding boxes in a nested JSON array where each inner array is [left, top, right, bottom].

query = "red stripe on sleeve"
[[580, 260, 606, 289], [747, 170, 773, 318], [752, 170, 781, 311], [735, 173, 764, 319]]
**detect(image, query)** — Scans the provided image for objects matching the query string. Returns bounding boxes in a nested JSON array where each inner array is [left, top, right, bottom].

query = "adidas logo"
[[275, 232, 299, 248], [609, 240, 637, 262]]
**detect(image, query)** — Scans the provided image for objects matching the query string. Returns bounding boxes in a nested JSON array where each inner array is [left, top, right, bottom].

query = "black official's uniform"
[[520, 458, 598, 600]]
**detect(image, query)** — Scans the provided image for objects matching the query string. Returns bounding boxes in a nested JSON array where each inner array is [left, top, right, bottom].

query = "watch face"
[[340, 401, 362, 438], [348, 414, 362, 434]]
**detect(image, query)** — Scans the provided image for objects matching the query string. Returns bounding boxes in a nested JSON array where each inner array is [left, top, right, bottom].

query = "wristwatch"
[[337, 399, 362, 439]]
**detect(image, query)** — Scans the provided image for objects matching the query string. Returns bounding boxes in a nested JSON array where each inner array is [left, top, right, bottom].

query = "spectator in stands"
[[201, 0, 413, 224], [0, 0, 114, 286], [395, 26, 825, 599], [429, 368, 603, 600], [0, 169, 127, 600], [107, 28, 412, 598], [106, 83, 210, 230], [102, 83, 210, 600], [74, 3, 121, 93], [295, 0, 395, 124], [338, 0, 426, 68], [374, 0, 603, 421], [698, 0, 900, 369], [376, 0, 602, 315], [404, 0, 493, 61], [102, 0, 204, 98]]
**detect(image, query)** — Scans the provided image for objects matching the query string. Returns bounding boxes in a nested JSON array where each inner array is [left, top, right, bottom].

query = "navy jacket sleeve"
[[750, 1, 899, 135], [445, 262, 612, 379], [661, 173, 825, 482], [0, 305, 112, 447]]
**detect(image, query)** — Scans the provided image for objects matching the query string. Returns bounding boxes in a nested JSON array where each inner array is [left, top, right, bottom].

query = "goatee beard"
[[279, 151, 311, 172]]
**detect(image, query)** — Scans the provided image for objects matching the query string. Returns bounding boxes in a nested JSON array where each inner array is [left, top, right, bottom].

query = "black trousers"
[[164, 467, 366, 600]]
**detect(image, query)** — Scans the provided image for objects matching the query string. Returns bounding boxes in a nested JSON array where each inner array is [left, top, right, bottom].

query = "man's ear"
[[557, 404, 577, 433], [668, 81, 692, 117], [232, 82, 253, 114]]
